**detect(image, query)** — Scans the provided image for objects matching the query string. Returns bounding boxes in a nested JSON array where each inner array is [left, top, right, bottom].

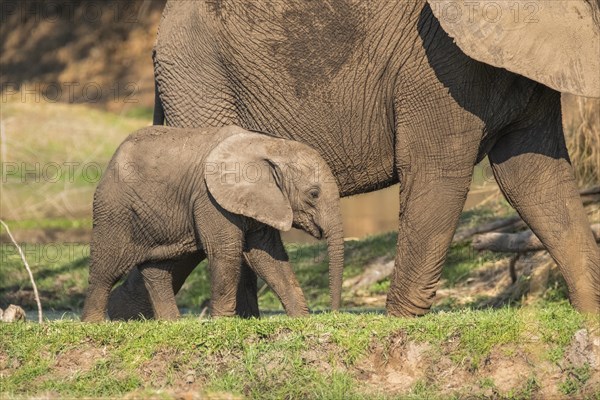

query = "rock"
[[184, 370, 195, 384], [566, 329, 599, 369], [1, 305, 26, 322]]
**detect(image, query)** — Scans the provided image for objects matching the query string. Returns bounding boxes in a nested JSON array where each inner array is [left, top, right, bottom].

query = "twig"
[[257, 282, 269, 297], [0, 219, 43, 323], [509, 254, 521, 284], [198, 306, 208, 319]]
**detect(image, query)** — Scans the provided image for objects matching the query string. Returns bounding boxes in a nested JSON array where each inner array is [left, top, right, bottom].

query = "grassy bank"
[[1, 305, 598, 399]]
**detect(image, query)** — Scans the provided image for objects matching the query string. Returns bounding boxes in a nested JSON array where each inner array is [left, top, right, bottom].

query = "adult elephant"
[[110, 0, 600, 318]]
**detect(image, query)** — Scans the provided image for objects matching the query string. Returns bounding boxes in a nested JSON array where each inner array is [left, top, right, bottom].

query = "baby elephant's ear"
[[205, 131, 293, 232]]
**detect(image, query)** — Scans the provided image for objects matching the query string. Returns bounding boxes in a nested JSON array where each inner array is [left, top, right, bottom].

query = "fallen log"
[[343, 257, 394, 291], [580, 186, 600, 196], [472, 224, 600, 253], [454, 186, 599, 242], [582, 193, 600, 206], [453, 216, 521, 242]]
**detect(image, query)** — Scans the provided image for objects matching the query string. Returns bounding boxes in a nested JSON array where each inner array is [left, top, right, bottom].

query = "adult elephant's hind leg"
[[489, 87, 599, 314]]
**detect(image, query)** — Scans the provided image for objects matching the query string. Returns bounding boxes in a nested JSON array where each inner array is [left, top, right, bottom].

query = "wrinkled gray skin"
[[82, 126, 344, 321], [111, 0, 600, 318]]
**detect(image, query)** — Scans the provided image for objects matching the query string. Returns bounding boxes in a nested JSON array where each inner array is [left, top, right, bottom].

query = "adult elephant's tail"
[[153, 79, 165, 126]]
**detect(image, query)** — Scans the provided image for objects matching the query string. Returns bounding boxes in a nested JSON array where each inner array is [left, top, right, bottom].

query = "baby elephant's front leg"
[[244, 227, 309, 317]]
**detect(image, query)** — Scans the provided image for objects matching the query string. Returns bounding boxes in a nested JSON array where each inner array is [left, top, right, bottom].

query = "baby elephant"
[[81, 125, 344, 321]]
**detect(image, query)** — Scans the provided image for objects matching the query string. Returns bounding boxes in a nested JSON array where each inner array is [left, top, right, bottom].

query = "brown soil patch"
[[53, 345, 106, 378], [481, 348, 533, 394], [0, 351, 12, 378], [354, 331, 431, 395], [139, 348, 209, 398], [139, 348, 195, 390], [349, 329, 600, 398]]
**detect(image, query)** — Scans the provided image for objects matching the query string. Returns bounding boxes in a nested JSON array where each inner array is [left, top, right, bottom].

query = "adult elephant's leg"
[[236, 263, 260, 318], [488, 87, 599, 314], [386, 167, 476, 316]]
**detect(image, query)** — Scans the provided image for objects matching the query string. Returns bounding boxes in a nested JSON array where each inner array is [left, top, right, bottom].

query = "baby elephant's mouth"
[[293, 221, 323, 240], [313, 226, 324, 240]]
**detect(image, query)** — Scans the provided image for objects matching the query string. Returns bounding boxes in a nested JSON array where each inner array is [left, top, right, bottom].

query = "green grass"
[[0, 242, 90, 310], [442, 242, 504, 287], [1, 305, 596, 399], [0, 218, 92, 231]]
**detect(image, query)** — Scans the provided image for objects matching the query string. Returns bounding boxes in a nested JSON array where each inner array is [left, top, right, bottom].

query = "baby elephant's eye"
[[309, 188, 320, 200]]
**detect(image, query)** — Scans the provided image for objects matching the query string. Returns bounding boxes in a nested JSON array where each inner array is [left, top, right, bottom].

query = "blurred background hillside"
[[1, 0, 164, 111], [1, 0, 598, 241]]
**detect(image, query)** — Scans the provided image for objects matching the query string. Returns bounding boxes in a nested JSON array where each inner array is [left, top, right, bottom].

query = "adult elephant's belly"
[[242, 103, 398, 197], [311, 124, 398, 197]]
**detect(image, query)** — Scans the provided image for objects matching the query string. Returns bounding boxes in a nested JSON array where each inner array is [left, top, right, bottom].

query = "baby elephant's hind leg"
[[139, 261, 179, 320], [108, 252, 204, 320], [82, 277, 119, 322]]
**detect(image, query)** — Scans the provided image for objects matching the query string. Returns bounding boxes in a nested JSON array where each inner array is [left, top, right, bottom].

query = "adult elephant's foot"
[[385, 284, 435, 317]]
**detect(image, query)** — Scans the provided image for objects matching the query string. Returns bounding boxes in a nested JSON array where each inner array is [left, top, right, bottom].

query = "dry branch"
[[0, 220, 43, 323], [472, 224, 600, 253]]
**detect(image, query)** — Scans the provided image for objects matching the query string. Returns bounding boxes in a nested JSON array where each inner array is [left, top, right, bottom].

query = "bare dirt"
[[354, 330, 600, 398], [53, 346, 107, 379]]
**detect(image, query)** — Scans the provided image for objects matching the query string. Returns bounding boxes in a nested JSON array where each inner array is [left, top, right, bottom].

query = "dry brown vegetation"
[[563, 94, 600, 187]]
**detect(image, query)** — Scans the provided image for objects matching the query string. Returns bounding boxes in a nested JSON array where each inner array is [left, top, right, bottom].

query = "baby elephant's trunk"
[[323, 203, 344, 311]]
